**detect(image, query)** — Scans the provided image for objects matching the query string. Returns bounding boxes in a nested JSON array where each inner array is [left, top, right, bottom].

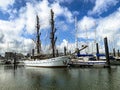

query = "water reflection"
[[25, 67, 71, 90], [0, 65, 120, 90]]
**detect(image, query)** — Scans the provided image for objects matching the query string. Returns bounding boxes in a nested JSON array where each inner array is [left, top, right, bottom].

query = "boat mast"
[[85, 25, 89, 53], [75, 17, 78, 50], [36, 15, 41, 54], [50, 9, 57, 57]]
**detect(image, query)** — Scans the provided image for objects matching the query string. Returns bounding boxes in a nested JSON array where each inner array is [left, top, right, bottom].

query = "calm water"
[[0, 65, 120, 90]]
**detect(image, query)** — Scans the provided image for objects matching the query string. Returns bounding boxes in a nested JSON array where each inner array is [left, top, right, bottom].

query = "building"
[[5, 52, 25, 60], [5, 52, 15, 60]]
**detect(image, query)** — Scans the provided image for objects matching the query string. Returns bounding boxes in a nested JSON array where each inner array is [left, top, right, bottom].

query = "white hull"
[[69, 60, 106, 67], [69, 57, 107, 67], [24, 56, 70, 67], [0, 60, 4, 65], [71, 60, 106, 65]]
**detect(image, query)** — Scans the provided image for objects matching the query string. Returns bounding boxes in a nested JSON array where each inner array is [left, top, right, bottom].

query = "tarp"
[[96, 54, 105, 57], [77, 54, 94, 57]]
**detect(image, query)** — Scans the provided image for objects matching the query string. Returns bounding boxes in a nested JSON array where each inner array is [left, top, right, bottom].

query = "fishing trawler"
[[24, 9, 70, 67]]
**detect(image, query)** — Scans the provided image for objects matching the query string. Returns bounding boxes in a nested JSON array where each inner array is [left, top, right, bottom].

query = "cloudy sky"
[[0, 0, 120, 55]]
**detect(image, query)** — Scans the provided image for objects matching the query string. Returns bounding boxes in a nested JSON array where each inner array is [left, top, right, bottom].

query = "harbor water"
[[0, 65, 120, 90]]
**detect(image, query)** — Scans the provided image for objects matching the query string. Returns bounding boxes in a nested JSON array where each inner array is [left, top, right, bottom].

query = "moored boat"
[[68, 56, 106, 67], [24, 9, 70, 67], [24, 56, 70, 67]]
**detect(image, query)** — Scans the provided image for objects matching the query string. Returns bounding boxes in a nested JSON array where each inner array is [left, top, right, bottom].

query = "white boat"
[[69, 56, 107, 67], [0, 60, 5, 65], [69, 18, 105, 67], [24, 56, 70, 67], [24, 9, 70, 67]]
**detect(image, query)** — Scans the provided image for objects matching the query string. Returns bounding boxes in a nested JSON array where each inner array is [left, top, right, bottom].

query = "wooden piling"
[[96, 43, 99, 60], [113, 48, 116, 57], [118, 49, 119, 57], [117, 50, 119, 57], [56, 49, 59, 57], [14, 53, 17, 69], [77, 48, 80, 55], [64, 46, 67, 55], [104, 37, 110, 67], [14, 53, 16, 65], [32, 49, 34, 57]]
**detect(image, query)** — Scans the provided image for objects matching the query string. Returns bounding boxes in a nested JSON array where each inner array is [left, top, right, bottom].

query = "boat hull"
[[24, 56, 70, 68], [68, 59, 107, 68]]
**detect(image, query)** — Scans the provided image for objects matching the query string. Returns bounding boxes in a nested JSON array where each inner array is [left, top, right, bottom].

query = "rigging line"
[[93, 22, 97, 53], [84, 25, 89, 53], [94, 22, 97, 44], [75, 16, 78, 49]]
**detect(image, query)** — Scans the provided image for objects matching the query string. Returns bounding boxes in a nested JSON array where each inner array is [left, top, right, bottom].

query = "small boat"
[[96, 54, 120, 65], [68, 54, 107, 67], [24, 9, 70, 67], [0, 60, 5, 65], [69, 18, 106, 67]]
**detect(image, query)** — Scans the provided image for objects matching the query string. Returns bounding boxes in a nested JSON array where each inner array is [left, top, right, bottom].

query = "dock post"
[[14, 53, 17, 69], [96, 43, 99, 60], [104, 37, 110, 67], [113, 48, 116, 57], [64, 46, 67, 55], [32, 49, 35, 60], [32, 49, 34, 57], [118, 50, 119, 57], [56, 49, 59, 57]]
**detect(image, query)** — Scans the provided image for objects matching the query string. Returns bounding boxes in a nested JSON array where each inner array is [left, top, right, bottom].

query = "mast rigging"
[[50, 9, 57, 57], [36, 15, 41, 54]]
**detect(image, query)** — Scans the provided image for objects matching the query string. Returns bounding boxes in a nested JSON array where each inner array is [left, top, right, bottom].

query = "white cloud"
[[51, 2, 74, 23], [25, 3, 36, 34], [77, 16, 96, 40], [56, 0, 74, 4], [88, 0, 118, 15], [57, 39, 75, 53], [73, 11, 79, 16], [96, 8, 120, 40], [76, 7, 120, 53], [56, 21, 68, 31], [0, 0, 74, 55], [78, 16, 96, 31], [0, 0, 15, 11], [1, 0, 120, 55], [116, 36, 120, 47]]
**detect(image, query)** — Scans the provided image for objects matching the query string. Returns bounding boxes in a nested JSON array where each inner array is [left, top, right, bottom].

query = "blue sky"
[[0, 0, 120, 55]]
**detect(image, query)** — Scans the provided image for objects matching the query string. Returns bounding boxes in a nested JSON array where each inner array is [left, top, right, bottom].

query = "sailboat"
[[68, 17, 106, 67], [24, 9, 70, 67]]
